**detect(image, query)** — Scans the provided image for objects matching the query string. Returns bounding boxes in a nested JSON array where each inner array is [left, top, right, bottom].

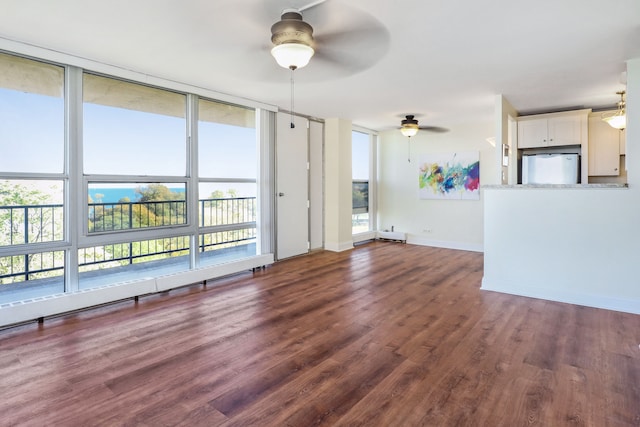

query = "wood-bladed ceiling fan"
[[399, 115, 449, 137], [398, 115, 449, 162]]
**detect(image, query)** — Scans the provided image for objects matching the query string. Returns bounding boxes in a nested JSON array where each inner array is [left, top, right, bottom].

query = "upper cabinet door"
[[518, 111, 587, 149], [547, 115, 582, 147], [588, 114, 621, 176], [518, 119, 548, 148]]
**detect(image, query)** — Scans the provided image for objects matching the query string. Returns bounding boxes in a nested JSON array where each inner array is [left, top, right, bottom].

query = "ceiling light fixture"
[[270, 10, 315, 128], [271, 43, 314, 70], [602, 91, 626, 130], [400, 115, 419, 137], [270, 11, 315, 70], [400, 115, 420, 162]]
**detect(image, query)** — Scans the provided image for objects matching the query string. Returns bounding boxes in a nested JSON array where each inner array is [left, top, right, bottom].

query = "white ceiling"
[[1, 0, 638, 131]]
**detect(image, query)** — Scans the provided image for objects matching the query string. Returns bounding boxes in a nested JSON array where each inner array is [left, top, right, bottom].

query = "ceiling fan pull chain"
[[408, 137, 411, 162], [290, 68, 295, 128]]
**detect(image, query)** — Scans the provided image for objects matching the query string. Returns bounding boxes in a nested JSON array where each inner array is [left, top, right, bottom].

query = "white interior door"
[[276, 113, 309, 259]]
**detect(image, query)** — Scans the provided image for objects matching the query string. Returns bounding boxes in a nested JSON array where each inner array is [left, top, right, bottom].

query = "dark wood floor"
[[1, 242, 639, 426]]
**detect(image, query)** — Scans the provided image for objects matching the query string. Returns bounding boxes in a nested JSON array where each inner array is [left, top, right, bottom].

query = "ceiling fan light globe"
[[271, 43, 315, 70], [400, 125, 419, 137]]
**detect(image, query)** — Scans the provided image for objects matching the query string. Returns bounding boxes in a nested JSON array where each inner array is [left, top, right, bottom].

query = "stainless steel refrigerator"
[[521, 153, 580, 184]]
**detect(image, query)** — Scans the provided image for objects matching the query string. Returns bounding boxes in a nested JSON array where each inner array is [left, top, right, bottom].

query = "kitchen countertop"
[[483, 183, 628, 189]]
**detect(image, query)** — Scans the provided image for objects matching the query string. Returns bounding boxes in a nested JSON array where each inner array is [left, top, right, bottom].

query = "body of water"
[[89, 188, 185, 203]]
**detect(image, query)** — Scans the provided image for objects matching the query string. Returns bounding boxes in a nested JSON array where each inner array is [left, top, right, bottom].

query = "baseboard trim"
[[481, 277, 640, 315], [408, 235, 483, 252], [324, 241, 355, 252]]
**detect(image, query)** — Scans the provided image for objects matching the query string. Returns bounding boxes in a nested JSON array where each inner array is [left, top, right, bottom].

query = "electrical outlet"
[[423, 228, 432, 233]]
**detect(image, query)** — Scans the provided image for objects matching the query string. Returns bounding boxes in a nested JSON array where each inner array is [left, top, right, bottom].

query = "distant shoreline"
[[89, 187, 185, 203]]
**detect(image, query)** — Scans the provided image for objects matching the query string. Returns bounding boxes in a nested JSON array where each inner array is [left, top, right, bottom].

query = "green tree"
[[0, 181, 63, 245], [0, 181, 50, 206], [0, 181, 63, 283], [136, 184, 183, 202], [134, 184, 186, 227], [210, 190, 224, 199]]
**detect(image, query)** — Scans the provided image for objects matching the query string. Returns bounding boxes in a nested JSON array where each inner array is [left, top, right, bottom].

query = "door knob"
[[278, 192, 285, 197]]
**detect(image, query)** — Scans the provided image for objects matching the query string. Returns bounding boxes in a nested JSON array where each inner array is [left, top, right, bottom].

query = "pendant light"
[[271, 10, 315, 128], [602, 91, 626, 130]]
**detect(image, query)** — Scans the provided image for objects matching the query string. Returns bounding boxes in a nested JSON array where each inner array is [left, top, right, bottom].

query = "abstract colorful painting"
[[418, 152, 480, 200]]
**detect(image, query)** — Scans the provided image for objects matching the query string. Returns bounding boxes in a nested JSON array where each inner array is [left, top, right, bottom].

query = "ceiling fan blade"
[[419, 126, 450, 133], [262, 0, 328, 16], [314, 29, 389, 70], [212, 1, 390, 83], [309, 11, 390, 76], [395, 125, 450, 133], [299, 0, 329, 12]]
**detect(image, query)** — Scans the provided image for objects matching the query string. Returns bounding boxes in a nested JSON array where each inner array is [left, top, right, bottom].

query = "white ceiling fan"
[[264, 0, 389, 127], [215, 0, 390, 83]]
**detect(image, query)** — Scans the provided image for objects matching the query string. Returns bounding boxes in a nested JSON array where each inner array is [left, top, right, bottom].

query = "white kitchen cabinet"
[[588, 112, 622, 176], [518, 111, 586, 149]]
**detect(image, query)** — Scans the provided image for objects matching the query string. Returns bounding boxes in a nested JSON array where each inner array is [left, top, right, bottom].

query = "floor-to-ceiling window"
[[197, 98, 257, 266], [352, 129, 376, 235], [79, 74, 191, 289], [0, 52, 66, 302], [0, 50, 266, 306]]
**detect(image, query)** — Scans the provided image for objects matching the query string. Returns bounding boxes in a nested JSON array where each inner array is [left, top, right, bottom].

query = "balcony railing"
[[0, 197, 257, 284], [199, 197, 256, 228], [89, 200, 187, 232], [0, 204, 64, 245], [352, 180, 369, 214]]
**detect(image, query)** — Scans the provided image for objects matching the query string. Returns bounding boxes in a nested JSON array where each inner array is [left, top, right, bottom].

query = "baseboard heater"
[[0, 253, 274, 329], [376, 230, 407, 243]]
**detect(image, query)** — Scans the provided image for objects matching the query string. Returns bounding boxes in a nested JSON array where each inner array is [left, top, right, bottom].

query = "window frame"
[[0, 48, 271, 305], [196, 97, 259, 264]]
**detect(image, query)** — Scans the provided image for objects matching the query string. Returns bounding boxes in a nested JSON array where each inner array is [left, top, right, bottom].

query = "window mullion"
[[188, 94, 199, 268], [66, 65, 82, 292]]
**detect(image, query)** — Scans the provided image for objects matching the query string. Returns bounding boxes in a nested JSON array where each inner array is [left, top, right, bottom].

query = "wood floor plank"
[[0, 241, 638, 426]]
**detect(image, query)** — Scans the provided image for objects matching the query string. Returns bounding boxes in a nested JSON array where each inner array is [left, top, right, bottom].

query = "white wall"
[[482, 57, 640, 314], [378, 120, 497, 252], [483, 187, 639, 313]]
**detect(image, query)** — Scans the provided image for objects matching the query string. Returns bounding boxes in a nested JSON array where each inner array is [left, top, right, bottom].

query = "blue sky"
[[1, 88, 257, 179], [2, 85, 368, 201], [0, 89, 64, 174], [352, 130, 370, 180]]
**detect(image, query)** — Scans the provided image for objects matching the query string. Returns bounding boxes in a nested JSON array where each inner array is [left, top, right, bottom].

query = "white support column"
[[324, 118, 354, 252]]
